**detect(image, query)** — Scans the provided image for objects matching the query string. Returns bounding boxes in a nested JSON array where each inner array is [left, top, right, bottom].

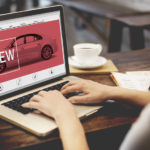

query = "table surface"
[[53, 0, 150, 27], [52, 0, 136, 18], [1, 48, 150, 150], [114, 12, 150, 27]]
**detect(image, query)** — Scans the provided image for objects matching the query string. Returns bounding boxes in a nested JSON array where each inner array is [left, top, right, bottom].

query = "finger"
[[38, 90, 47, 97], [61, 81, 78, 90], [49, 90, 66, 98], [48, 90, 59, 93], [30, 95, 43, 102], [68, 95, 90, 104], [61, 85, 82, 94], [22, 101, 40, 109]]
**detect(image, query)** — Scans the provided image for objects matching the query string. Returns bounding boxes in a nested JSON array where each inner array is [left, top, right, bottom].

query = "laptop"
[[0, 5, 102, 136]]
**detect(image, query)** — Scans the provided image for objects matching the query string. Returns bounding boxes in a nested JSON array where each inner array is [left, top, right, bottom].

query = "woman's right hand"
[[22, 90, 74, 120], [61, 79, 115, 104]]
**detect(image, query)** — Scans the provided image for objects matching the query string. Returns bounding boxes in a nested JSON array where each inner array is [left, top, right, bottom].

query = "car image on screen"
[[0, 33, 57, 73]]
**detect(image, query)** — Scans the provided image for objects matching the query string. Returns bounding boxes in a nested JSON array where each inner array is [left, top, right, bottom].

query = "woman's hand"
[[22, 90, 89, 150], [22, 90, 74, 119], [61, 79, 115, 104]]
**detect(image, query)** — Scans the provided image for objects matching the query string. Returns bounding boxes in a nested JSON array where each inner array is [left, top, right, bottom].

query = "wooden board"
[[69, 60, 118, 75]]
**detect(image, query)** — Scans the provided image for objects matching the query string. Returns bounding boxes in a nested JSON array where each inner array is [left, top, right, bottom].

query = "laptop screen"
[[0, 6, 68, 97]]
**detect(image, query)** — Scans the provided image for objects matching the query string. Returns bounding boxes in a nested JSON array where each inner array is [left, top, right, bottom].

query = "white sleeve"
[[120, 104, 150, 150]]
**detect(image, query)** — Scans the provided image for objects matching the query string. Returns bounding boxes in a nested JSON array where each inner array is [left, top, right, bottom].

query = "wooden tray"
[[69, 60, 118, 75]]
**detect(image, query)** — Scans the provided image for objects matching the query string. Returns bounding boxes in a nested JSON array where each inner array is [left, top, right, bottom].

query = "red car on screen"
[[0, 33, 57, 73]]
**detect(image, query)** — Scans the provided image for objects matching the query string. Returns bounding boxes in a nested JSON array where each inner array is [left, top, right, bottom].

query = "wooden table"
[[0, 49, 150, 150], [109, 12, 150, 52], [52, 0, 150, 52], [51, 0, 136, 51]]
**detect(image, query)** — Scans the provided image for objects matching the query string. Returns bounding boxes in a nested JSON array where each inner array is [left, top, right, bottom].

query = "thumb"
[[22, 101, 40, 109]]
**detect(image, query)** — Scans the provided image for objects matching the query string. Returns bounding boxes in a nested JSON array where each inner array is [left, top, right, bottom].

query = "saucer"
[[68, 56, 107, 69]]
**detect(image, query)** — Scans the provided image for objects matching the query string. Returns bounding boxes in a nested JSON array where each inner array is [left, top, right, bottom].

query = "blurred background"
[[0, 0, 150, 56]]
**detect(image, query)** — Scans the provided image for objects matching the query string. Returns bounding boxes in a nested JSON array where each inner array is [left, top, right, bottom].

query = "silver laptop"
[[0, 5, 102, 136]]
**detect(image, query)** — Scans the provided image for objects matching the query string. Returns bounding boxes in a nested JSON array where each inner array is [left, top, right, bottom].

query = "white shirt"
[[120, 104, 150, 150]]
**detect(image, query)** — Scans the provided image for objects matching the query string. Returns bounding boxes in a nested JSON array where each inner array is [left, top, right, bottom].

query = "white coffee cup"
[[73, 43, 102, 65]]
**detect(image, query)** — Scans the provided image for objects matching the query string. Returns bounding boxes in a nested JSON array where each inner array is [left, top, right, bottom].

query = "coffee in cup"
[[73, 43, 102, 65]]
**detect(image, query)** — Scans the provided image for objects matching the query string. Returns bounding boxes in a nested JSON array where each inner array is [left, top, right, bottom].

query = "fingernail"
[[69, 99, 75, 103]]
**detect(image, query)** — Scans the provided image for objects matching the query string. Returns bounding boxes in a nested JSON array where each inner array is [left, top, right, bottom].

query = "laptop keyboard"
[[2, 81, 80, 114]]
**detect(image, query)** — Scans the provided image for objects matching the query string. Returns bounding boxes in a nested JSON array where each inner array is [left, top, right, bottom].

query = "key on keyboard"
[[2, 81, 80, 114]]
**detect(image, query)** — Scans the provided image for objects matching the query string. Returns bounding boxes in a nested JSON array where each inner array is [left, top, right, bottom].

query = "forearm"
[[109, 87, 150, 107], [55, 107, 89, 150]]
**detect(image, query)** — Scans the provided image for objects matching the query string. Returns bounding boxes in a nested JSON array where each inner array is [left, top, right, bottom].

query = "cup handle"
[[96, 44, 102, 55]]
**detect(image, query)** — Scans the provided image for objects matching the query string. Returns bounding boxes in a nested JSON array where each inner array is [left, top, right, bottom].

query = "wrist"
[[53, 104, 76, 122], [105, 86, 122, 100]]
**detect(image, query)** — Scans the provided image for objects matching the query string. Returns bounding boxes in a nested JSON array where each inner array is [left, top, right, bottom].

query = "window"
[[11, 37, 24, 47], [26, 36, 36, 43], [15, 37, 24, 47]]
